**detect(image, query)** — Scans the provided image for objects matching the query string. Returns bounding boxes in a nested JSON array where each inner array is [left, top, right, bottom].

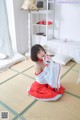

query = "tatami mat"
[[60, 67, 69, 77], [72, 63, 80, 71], [0, 69, 18, 84], [64, 60, 76, 68], [16, 118, 23, 120], [0, 104, 15, 120], [0, 74, 35, 113], [11, 59, 34, 72], [0, 60, 80, 120], [61, 70, 80, 97], [23, 66, 35, 79], [23, 93, 80, 120]]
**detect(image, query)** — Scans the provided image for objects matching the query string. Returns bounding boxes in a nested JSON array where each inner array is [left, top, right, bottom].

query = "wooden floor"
[[0, 59, 80, 120]]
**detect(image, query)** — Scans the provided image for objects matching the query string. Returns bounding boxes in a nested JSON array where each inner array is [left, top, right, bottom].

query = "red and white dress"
[[28, 60, 65, 101]]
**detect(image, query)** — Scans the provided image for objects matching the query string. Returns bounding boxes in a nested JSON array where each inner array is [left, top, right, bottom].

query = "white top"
[[36, 61, 61, 88]]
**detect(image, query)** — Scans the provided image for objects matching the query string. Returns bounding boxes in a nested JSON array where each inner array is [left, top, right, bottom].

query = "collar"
[[38, 58, 43, 63]]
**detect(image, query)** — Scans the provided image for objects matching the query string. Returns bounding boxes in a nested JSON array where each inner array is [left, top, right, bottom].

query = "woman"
[[28, 44, 65, 101]]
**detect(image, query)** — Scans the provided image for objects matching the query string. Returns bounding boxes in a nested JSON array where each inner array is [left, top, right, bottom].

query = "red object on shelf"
[[37, 20, 53, 25], [37, 20, 45, 24]]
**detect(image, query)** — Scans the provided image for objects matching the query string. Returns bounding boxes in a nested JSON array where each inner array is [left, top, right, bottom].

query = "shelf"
[[31, 0, 55, 46], [31, 10, 53, 14], [33, 34, 54, 40], [33, 24, 53, 27]]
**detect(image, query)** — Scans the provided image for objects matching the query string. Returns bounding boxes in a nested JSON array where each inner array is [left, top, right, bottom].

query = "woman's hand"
[[43, 54, 52, 63], [55, 88, 59, 92]]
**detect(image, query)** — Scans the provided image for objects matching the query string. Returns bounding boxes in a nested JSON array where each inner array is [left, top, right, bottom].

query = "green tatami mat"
[[0, 69, 18, 84], [61, 70, 80, 97], [0, 74, 35, 113], [23, 66, 35, 79], [72, 63, 80, 71], [11, 59, 34, 73], [23, 93, 80, 120], [0, 102, 16, 120], [63, 60, 76, 68]]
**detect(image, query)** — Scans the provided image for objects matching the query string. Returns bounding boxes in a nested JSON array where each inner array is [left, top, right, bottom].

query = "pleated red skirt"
[[28, 81, 65, 99]]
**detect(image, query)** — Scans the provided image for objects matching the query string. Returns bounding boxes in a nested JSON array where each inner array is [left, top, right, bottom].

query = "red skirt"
[[28, 81, 65, 99]]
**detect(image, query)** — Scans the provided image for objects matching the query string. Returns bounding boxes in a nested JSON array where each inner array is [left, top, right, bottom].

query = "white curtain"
[[0, 0, 13, 57]]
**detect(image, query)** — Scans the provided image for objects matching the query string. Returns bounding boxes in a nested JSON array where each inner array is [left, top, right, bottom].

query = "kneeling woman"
[[28, 44, 65, 101]]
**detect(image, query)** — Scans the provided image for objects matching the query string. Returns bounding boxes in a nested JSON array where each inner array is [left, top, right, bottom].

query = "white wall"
[[13, 0, 28, 54], [6, 0, 29, 54], [54, 3, 80, 42], [6, 0, 17, 52]]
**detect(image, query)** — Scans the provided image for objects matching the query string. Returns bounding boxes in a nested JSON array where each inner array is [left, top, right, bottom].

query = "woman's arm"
[[35, 64, 42, 75]]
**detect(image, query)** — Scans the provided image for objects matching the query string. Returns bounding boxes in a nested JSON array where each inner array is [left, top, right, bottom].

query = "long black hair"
[[31, 44, 46, 62]]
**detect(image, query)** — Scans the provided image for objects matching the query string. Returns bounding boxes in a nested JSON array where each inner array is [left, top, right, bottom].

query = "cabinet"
[[31, 0, 55, 46]]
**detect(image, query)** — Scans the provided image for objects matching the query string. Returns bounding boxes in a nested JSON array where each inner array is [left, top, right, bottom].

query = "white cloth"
[[36, 61, 61, 89], [0, 0, 13, 57]]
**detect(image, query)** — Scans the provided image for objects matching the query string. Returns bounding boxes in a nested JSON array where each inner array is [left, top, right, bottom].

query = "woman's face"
[[37, 49, 45, 59]]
